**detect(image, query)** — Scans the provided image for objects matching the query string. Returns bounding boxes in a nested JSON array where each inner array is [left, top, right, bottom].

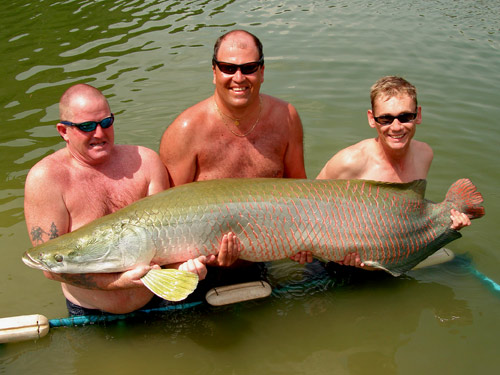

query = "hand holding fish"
[[42, 263, 155, 290], [178, 256, 208, 280], [206, 232, 242, 267], [336, 209, 473, 270], [450, 209, 471, 230], [289, 251, 313, 264]]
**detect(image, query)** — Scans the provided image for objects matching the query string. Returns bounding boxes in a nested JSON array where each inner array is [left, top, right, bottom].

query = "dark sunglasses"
[[212, 57, 264, 75], [60, 114, 114, 132], [373, 112, 417, 126]]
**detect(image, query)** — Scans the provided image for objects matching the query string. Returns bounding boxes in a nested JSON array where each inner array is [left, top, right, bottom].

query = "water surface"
[[1, 0, 499, 374]]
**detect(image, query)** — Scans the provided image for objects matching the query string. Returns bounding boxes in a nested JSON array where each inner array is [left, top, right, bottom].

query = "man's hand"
[[206, 232, 241, 267], [450, 209, 471, 230], [44, 263, 155, 290], [336, 252, 377, 270], [178, 256, 208, 281], [290, 251, 313, 264]]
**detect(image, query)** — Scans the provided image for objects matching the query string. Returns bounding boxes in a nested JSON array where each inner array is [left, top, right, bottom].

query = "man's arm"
[[24, 162, 69, 246], [43, 266, 151, 290], [159, 115, 198, 187], [24, 157, 161, 290], [316, 147, 363, 180], [137, 146, 170, 194], [283, 103, 307, 178]]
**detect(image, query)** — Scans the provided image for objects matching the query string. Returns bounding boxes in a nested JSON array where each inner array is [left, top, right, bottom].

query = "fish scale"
[[158, 180, 423, 266], [24, 178, 484, 282]]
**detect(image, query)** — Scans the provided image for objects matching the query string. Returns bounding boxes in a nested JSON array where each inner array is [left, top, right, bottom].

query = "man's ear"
[[416, 106, 422, 124], [56, 123, 69, 142], [367, 109, 377, 129]]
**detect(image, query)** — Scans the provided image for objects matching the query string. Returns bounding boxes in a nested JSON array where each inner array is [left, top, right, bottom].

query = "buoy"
[[0, 314, 49, 343], [205, 280, 272, 306]]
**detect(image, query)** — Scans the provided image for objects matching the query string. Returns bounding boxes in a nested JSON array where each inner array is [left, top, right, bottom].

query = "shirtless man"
[[159, 29, 306, 284], [315, 76, 470, 268], [159, 29, 306, 185], [24, 84, 238, 315]]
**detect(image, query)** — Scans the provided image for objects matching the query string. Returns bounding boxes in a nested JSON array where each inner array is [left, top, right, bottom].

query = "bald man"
[[24, 84, 238, 315]]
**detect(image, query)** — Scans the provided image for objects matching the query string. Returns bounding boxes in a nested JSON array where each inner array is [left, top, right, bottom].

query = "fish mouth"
[[22, 252, 48, 271]]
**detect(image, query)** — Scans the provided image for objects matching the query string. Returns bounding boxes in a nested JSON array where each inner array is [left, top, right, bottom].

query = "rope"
[[49, 301, 203, 327]]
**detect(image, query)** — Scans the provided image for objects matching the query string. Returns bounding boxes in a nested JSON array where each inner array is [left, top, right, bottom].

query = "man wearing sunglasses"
[[310, 76, 470, 268], [159, 29, 306, 290], [159, 29, 306, 185], [24, 84, 239, 314]]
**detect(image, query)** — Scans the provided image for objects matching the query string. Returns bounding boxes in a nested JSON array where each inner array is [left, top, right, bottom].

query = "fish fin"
[[375, 228, 462, 276], [366, 179, 427, 199], [406, 179, 427, 198], [445, 179, 485, 219], [141, 269, 199, 301], [361, 261, 400, 276]]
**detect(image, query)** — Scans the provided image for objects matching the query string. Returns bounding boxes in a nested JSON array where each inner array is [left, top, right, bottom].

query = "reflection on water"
[[1, 0, 500, 373], [0, 259, 474, 374]]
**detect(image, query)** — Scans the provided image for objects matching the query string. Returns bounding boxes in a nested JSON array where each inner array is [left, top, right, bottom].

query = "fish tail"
[[445, 179, 485, 219]]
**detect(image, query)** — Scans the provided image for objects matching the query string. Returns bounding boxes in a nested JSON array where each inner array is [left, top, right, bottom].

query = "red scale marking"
[[312, 200, 333, 254], [271, 218, 286, 256], [375, 201, 392, 260], [299, 200, 316, 251], [354, 195, 375, 259], [332, 198, 346, 259], [345, 196, 362, 253], [391, 196, 405, 261], [253, 220, 274, 258], [364, 201, 383, 260]]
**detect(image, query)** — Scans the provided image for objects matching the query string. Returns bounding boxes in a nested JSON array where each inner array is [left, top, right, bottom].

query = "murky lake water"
[[1, 0, 499, 374]]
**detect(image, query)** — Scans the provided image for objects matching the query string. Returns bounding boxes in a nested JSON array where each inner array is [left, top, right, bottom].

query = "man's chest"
[[196, 135, 286, 179], [64, 176, 148, 227]]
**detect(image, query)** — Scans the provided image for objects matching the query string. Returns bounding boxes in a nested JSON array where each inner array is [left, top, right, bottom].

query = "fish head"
[[22, 231, 116, 273], [21, 222, 149, 273]]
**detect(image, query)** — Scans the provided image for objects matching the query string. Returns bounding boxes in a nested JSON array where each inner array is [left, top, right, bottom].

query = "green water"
[[1, 0, 499, 374]]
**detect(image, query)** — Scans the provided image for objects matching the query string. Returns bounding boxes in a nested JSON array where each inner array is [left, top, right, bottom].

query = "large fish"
[[23, 178, 484, 301]]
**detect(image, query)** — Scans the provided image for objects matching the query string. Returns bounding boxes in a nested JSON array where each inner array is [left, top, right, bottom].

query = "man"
[[315, 76, 470, 268], [159, 29, 306, 185], [159, 29, 307, 286], [24, 84, 238, 315]]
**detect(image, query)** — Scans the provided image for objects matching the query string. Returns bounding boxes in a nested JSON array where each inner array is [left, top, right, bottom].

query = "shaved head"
[[59, 84, 109, 121], [212, 29, 263, 63]]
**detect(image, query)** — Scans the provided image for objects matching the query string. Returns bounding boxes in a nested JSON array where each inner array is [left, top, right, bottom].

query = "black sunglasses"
[[60, 114, 114, 132], [373, 112, 417, 126], [212, 57, 264, 75]]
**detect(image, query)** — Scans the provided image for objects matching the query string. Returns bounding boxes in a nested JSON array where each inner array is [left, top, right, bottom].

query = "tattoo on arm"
[[30, 222, 59, 245], [49, 222, 59, 239]]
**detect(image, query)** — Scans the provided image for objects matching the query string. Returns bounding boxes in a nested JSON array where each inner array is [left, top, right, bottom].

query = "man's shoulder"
[[175, 97, 212, 121], [115, 144, 152, 154], [27, 149, 68, 176], [165, 97, 213, 134], [412, 139, 433, 153], [263, 94, 294, 111], [410, 140, 434, 165], [25, 149, 70, 191], [338, 139, 374, 157], [318, 140, 371, 179], [114, 144, 163, 166]]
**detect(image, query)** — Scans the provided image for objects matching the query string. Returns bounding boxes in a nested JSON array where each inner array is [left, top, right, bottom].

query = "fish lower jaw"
[[22, 253, 43, 269]]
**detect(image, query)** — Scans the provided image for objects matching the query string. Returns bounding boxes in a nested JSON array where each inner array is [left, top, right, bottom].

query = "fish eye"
[[54, 254, 64, 263]]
